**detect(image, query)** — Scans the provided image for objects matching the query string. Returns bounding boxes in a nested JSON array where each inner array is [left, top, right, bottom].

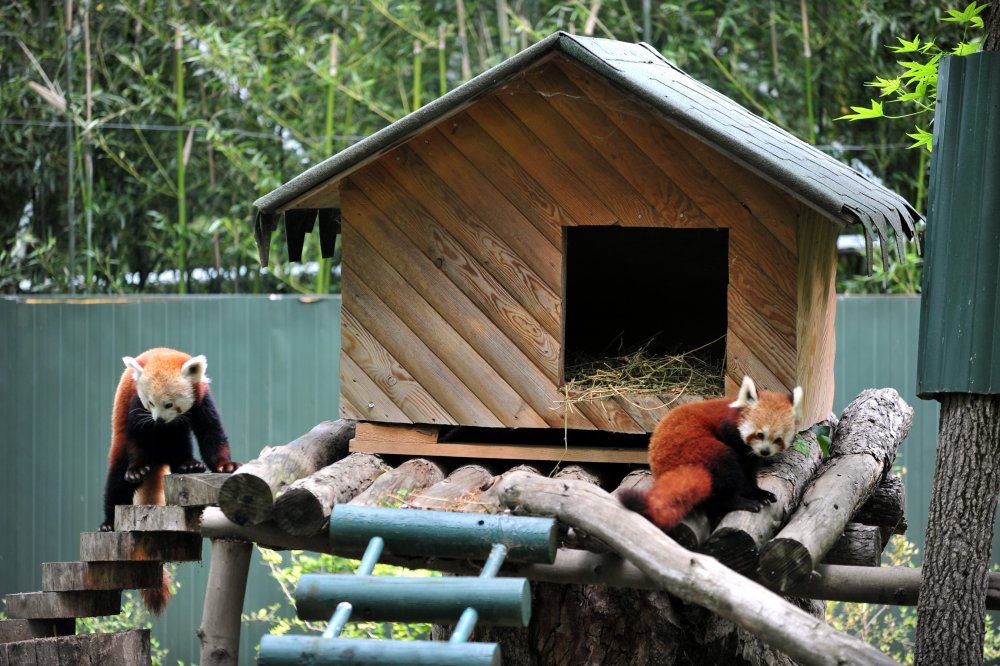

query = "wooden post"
[[198, 538, 253, 666], [218, 420, 355, 525]]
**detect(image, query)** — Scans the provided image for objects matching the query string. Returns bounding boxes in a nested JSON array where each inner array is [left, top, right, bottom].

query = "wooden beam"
[[0, 628, 150, 666], [0, 619, 74, 644], [164, 473, 230, 507], [198, 539, 253, 666], [42, 561, 163, 592], [4, 591, 121, 620], [79, 532, 202, 563], [114, 505, 201, 532], [349, 437, 647, 464]]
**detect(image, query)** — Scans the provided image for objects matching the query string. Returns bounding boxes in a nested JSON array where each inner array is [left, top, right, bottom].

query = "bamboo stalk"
[[800, 0, 815, 144], [65, 0, 76, 294], [174, 18, 187, 293]]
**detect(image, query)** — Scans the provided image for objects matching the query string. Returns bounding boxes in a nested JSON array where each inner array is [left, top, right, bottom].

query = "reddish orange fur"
[[626, 382, 798, 532]]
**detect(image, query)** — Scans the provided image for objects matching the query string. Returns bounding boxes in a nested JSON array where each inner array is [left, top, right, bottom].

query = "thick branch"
[[497, 471, 897, 666], [218, 420, 354, 525], [760, 389, 912, 589], [272, 453, 389, 536], [349, 458, 445, 507]]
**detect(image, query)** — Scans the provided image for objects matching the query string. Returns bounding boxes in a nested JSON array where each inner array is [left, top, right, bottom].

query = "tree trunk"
[[915, 394, 1000, 665]]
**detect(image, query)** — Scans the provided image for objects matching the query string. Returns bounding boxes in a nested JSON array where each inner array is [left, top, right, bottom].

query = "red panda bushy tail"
[[619, 465, 713, 531], [138, 566, 172, 615]]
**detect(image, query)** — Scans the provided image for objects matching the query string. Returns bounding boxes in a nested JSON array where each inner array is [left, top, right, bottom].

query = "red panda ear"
[[123, 356, 143, 382], [181, 355, 208, 384], [792, 386, 804, 423], [729, 375, 758, 409]]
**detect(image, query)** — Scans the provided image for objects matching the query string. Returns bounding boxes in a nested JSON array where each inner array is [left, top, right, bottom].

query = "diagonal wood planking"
[[339, 56, 812, 431]]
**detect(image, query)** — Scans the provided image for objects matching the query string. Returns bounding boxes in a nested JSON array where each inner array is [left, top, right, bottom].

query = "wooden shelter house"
[[253, 33, 919, 465]]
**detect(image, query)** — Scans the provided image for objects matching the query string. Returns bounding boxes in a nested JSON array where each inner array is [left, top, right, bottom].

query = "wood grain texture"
[[341, 311, 453, 425], [5, 591, 122, 620], [41, 561, 163, 592], [341, 262, 504, 428], [349, 437, 648, 465], [343, 228, 549, 428], [343, 177, 563, 385], [795, 208, 839, 425], [0, 629, 150, 666]]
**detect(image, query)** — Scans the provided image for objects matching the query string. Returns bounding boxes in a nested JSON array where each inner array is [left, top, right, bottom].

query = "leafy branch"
[[837, 2, 988, 152]]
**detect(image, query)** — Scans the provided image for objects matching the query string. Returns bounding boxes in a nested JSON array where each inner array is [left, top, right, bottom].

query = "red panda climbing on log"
[[101, 347, 240, 613], [620, 376, 803, 532]]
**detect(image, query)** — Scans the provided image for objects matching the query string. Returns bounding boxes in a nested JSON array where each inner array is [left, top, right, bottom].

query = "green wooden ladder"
[[258, 504, 558, 665]]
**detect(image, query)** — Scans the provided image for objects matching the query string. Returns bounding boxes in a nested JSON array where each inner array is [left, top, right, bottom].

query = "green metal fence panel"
[[0, 295, 341, 665]]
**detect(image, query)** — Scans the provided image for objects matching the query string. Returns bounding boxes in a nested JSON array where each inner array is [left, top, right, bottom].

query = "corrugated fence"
[[0, 294, 979, 663], [0, 295, 340, 664]]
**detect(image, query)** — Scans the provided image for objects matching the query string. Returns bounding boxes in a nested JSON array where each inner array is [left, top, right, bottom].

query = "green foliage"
[[2, 2, 956, 293], [837, 2, 987, 151], [839, 244, 924, 294], [827, 535, 1000, 662], [244, 547, 438, 641]]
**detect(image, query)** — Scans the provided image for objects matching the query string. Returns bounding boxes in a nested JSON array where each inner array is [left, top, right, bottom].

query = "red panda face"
[[123, 351, 207, 424], [730, 376, 804, 458]]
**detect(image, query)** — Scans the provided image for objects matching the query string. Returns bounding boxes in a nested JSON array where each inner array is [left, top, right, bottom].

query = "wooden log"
[[852, 473, 907, 534], [198, 539, 253, 666], [0, 628, 150, 666], [80, 532, 202, 563], [473, 465, 542, 515], [42, 561, 163, 592], [272, 453, 390, 536], [0, 619, 74, 644], [114, 505, 201, 532], [759, 389, 913, 590], [4, 591, 121, 620], [702, 430, 824, 574], [349, 458, 446, 507], [497, 470, 896, 666], [408, 464, 495, 511], [820, 524, 883, 567], [218, 420, 355, 526], [164, 473, 230, 507]]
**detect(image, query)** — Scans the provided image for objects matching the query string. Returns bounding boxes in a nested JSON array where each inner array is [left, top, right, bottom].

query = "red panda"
[[101, 347, 240, 613], [620, 376, 803, 532]]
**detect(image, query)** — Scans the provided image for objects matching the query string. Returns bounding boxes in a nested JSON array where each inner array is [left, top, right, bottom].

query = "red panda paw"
[[99, 522, 114, 532], [124, 465, 150, 484], [172, 460, 208, 474], [214, 460, 240, 473]]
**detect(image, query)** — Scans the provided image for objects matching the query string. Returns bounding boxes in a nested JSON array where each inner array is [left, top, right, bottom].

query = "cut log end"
[[758, 538, 814, 590], [218, 474, 274, 526], [273, 488, 327, 537], [703, 527, 759, 575]]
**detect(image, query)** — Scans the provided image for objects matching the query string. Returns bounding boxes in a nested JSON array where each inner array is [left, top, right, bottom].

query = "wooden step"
[[164, 472, 229, 507], [80, 532, 202, 563], [4, 591, 121, 620], [0, 619, 74, 644], [42, 561, 163, 592], [0, 628, 150, 666], [350, 422, 648, 464], [114, 505, 201, 532]]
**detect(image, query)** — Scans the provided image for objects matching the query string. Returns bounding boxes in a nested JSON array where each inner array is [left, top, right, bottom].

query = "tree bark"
[[916, 394, 1000, 665], [198, 538, 252, 666]]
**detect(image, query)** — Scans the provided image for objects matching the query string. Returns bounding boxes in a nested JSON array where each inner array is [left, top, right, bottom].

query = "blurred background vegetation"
[[1, 1, 964, 295]]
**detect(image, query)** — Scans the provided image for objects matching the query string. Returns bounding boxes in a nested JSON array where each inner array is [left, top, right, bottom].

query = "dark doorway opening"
[[564, 226, 728, 387]]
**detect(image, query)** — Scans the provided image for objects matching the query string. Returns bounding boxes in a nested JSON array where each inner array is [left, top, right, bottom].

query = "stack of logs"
[[197, 388, 950, 602]]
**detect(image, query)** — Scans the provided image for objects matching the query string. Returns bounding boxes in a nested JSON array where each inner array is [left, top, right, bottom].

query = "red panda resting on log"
[[620, 376, 803, 532], [100, 347, 240, 613]]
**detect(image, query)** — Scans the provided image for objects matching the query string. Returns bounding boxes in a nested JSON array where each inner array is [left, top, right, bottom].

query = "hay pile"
[[561, 341, 725, 408]]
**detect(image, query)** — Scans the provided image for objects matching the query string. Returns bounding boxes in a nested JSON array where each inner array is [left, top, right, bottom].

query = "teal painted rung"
[[258, 635, 501, 666], [450, 607, 479, 644], [323, 536, 384, 638], [330, 505, 557, 563], [296, 575, 531, 627]]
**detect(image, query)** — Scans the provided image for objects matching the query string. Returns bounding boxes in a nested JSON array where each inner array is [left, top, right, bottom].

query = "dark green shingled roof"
[[254, 32, 919, 261]]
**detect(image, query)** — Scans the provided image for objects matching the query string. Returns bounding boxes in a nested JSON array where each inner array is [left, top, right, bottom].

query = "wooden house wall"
[[338, 54, 833, 432]]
